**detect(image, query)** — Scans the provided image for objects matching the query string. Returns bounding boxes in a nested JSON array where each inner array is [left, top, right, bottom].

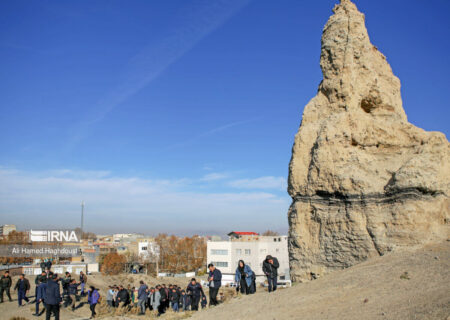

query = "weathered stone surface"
[[288, 0, 449, 282]]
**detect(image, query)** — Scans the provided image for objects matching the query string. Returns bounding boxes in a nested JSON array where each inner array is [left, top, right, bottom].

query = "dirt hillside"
[[192, 242, 450, 320], [1, 241, 448, 319]]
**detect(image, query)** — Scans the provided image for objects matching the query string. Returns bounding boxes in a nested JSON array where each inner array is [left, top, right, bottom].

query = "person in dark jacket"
[[45, 259, 52, 272], [201, 295, 207, 309], [0, 271, 12, 302], [117, 285, 129, 308], [33, 278, 47, 316], [61, 272, 71, 298], [87, 286, 100, 319], [159, 284, 169, 312], [186, 278, 204, 311], [14, 274, 30, 306], [167, 284, 173, 308], [262, 255, 279, 292], [170, 287, 180, 312], [249, 271, 257, 294], [33, 271, 47, 303], [137, 280, 148, 315], [44, 274, 62, 320], [235, 260, 254, 295], [68, 279, 80, 310], [207, 263, 222, 306], [180, 290, 190, 311]]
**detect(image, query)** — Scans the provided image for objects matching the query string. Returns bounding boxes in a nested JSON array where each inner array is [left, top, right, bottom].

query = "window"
[[244, 249, 251, 255], [211, 249, 228, 255], [141, 247, 147, 251], [212, 261, 228, 267], [236, 249, 242, 255]]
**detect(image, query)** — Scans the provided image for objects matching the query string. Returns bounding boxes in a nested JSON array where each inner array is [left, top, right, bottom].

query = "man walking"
[[207, 263, 222, 306], [79, 271, 87, 296], [117, 285, 130, 308], [186, 278, 204, 311], [137, 280, 148, 315], [263, 255, 279, 292], [68, 279, 80, 311], [0, 271, 12, 303], [33, 277, 47, 316], [61, 272, 71, 298], [159, 284, 169, 312], [44, 274, 62, 320], [33, 270, 47, 303], [14, 274, 30, 306]]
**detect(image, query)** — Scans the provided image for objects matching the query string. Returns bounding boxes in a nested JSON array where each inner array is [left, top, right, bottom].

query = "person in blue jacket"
[[33, 278, 47, 316], [235, 260, 254, 295], [44, 273, 62, 320], [137, 280, 148, 315], [87, 286, 100, 319]]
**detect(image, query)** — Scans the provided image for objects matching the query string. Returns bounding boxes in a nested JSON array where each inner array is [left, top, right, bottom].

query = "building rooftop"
[[228, 231, 259, 236]]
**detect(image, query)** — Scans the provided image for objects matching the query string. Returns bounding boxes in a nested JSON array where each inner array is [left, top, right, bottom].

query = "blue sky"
[[0, 0, 449, 235]]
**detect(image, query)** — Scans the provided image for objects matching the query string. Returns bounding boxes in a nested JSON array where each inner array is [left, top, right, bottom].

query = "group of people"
[[0, 254, 280, 319], [105, 263, 223, 316], [0, 268, 99, 320], [105, 279, 207, 316], [234, 255, 280, 294]]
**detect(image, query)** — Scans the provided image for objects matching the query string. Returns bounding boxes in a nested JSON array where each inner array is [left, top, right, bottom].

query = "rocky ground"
[[2, 241, 449, 319]]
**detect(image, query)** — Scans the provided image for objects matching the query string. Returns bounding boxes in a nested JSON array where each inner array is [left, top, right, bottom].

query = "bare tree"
[[262, 230, 280, 236]]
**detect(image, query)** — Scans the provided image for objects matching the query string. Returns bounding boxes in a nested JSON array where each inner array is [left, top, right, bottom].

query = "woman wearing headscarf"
[[87, 286, 100, 319], [235, 260, 253, 295]]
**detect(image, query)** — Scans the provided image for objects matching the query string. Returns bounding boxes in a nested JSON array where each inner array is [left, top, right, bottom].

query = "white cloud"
[[229, 176, 287, 191], [200, 172, 228, 181], [0, 168, 290, 235]]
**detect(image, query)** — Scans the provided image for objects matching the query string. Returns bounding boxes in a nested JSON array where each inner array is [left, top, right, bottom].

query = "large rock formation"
[[288, 0, 449, 282]]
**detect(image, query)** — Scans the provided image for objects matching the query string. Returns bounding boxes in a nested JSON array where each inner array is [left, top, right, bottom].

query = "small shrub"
[[101, 252, 126, 275], [400, 272, 410, 280]]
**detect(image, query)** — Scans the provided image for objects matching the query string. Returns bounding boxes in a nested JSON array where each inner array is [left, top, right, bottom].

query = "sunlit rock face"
[[287, 0, 449, 282]]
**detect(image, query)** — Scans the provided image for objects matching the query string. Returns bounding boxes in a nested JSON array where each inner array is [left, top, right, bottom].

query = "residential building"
[[138, 240, 159, 261], [112, 233, 143, 243], [0, 224, 16, 237], [207, 231, 290, 284]]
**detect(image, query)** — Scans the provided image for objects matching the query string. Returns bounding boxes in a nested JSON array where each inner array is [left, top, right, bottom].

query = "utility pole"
[[81, 201, 85, 236]]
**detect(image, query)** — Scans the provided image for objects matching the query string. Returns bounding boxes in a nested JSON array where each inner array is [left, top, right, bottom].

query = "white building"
[[0, 224, 16, 237], [113, 233, 142, 243], [138, 241, 160, 261], [207, 231, 289, 284]]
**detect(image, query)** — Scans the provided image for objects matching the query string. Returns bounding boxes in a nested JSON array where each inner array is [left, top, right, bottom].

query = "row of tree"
[[100, 234, 207, 275]]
